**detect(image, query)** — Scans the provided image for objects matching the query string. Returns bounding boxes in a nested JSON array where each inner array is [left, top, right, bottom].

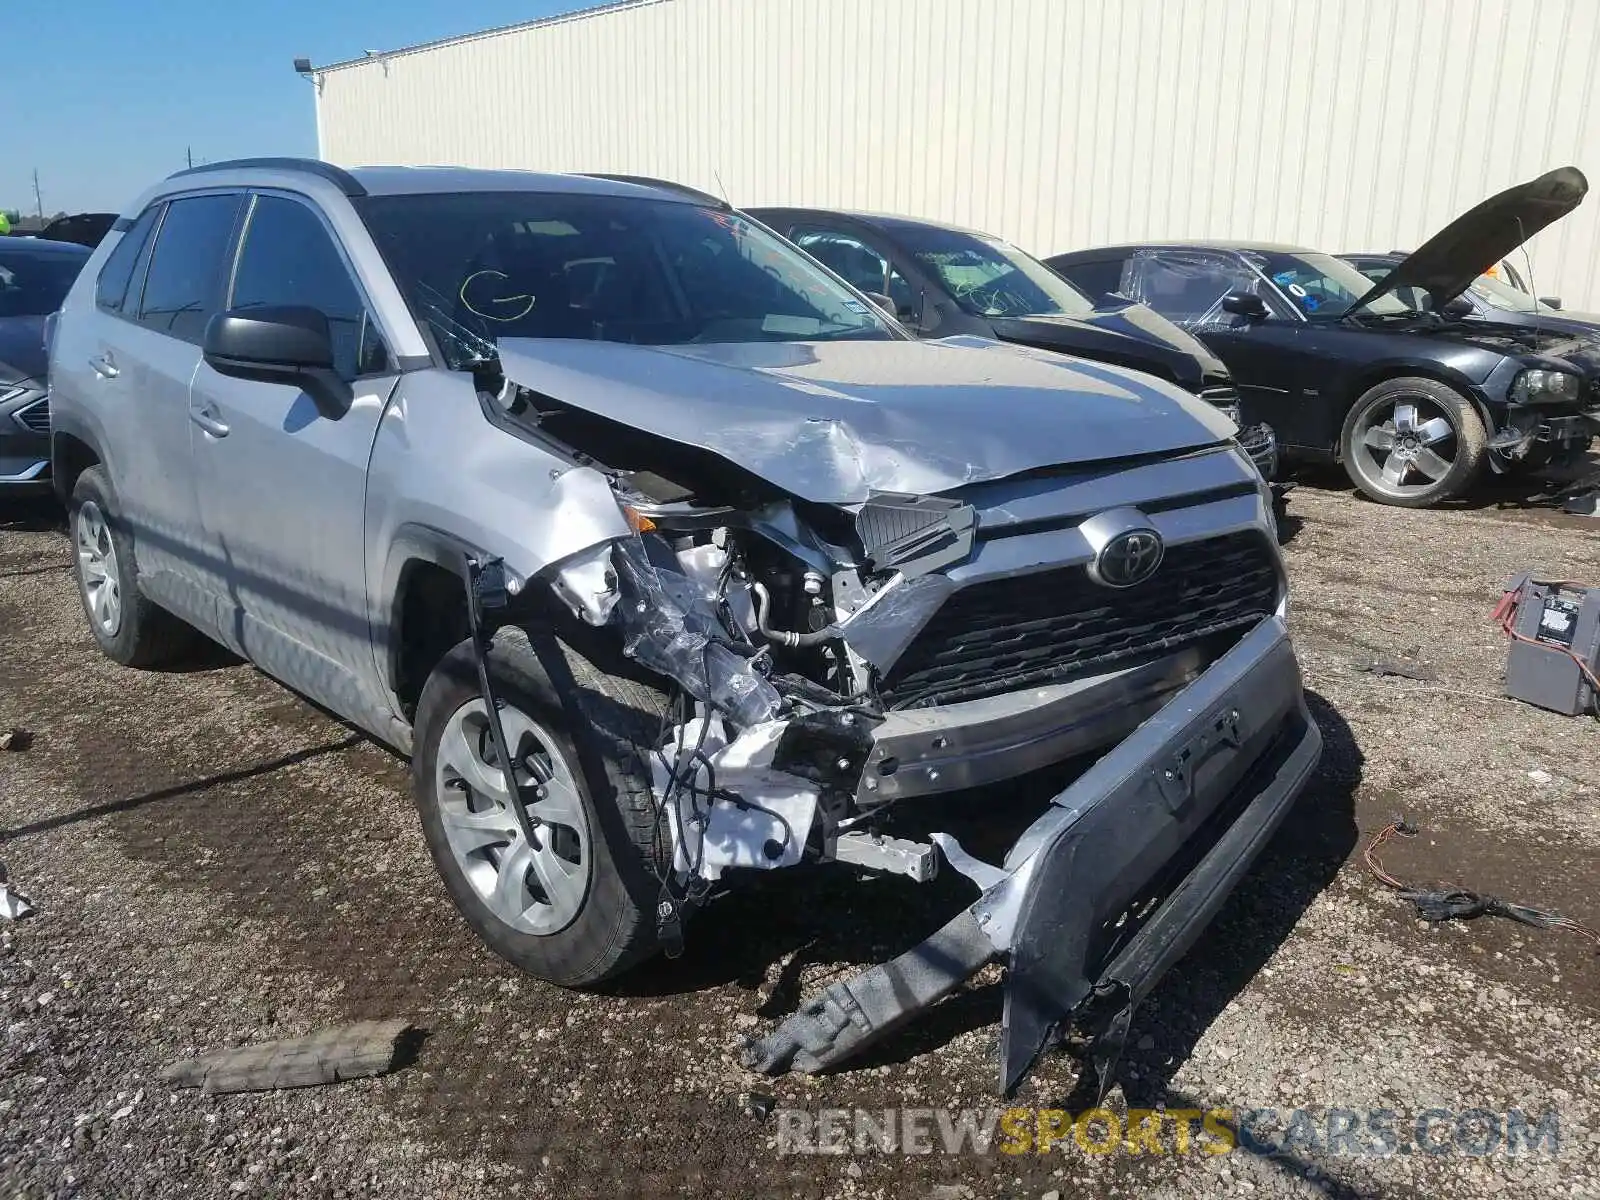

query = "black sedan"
[[744, 206, 1279, 479], [1339, 251, 1600, 338], [1, 238, 91, 495], [1047, 167, 1600, 507]]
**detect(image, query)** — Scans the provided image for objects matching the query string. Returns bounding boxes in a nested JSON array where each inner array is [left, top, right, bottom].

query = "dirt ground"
[[3, 475, 1600, 1199]]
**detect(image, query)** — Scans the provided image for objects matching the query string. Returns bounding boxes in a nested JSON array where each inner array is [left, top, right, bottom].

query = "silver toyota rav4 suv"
[[49, 159, 1321, 1093]]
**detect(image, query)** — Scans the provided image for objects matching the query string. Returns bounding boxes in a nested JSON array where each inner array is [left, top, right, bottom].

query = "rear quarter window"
[[95, 208, 160, 314]]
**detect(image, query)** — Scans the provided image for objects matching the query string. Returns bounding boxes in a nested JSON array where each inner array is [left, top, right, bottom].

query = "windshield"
[[1250, 251, 1413, 317], [1469, 271, 1557, 314], [896, 226, 1094, 318], [0, 248, 88, 318], [357, 192, 897, 368]]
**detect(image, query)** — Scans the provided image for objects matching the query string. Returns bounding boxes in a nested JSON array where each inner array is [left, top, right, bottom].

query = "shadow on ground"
[[0, 497, 66, 535]]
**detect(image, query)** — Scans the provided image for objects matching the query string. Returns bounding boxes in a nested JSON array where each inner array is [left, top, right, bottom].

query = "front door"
[[1121, 250, 1326, 448], [786, 224, 921, 327], [188, 191, 399, 726]]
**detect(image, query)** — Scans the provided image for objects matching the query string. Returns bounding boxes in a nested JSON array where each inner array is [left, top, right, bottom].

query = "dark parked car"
[[745, 206, 1279, 480], [1339, 251, 1600, 337], [1, 237, 91, 494], [1047, 168, 1600, 507], [38, 213, 118, 249]]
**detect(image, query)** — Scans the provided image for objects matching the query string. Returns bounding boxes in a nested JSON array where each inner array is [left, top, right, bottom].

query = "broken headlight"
[[1510, 368, 1582, 404]]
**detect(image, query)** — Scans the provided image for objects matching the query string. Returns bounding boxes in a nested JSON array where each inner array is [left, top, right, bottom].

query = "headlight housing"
[[1510, 368, 1583, 403]]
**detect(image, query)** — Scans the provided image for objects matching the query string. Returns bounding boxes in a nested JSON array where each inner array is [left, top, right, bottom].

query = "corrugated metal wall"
[[317, 0, 1600, 310]]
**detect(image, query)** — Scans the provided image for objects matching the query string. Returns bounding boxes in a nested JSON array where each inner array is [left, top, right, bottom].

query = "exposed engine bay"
[[522, 375, 982, 895]]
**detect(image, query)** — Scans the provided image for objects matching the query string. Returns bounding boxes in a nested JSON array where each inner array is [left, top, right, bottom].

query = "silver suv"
[[49, 160, 1321, 1092]]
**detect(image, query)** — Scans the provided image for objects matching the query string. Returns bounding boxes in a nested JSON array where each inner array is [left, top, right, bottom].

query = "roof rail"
[[580, 173, 729, 209], [167, 157, 367, 197]]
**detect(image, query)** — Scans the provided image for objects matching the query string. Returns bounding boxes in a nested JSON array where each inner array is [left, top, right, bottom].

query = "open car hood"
[[496, 336, 1233, 504], [1344, 166, 1588, 317]]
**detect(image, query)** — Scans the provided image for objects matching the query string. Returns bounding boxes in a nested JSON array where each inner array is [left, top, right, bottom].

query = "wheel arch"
[[1331, 360, 1495, 462], [50, 426, 104, 507], [379, 524, 621, 721]]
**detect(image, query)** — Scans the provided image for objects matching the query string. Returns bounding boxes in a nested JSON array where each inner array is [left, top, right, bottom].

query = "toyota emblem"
[[1091, 528, 1165, 588]]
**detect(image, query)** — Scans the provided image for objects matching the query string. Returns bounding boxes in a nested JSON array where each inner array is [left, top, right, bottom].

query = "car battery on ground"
[[1496, 573, 1600, 716]]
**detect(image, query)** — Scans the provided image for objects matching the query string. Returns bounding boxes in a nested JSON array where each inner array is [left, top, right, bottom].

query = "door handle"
[[88, 352, 119, 379], [189, 404, 230, 438]]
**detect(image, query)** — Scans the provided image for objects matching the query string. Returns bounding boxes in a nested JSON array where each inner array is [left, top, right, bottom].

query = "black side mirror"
[[203, 305, 350, 417], [1439, 295, 1475, 318], [1220, 291, 1269, 320], [1539, 295, 1563, 310]]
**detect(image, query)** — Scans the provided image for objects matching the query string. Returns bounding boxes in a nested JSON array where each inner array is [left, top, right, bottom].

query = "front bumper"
[[1235, 421, 1280, 481], [743, 615, 1322, 1095], [858, 646, 1211, 804], [1488, 404, 1600, 468], [0, 385, 51, 494]]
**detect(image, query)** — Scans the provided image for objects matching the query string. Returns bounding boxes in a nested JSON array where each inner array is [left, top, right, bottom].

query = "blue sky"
[[4, 1, 581, 216]]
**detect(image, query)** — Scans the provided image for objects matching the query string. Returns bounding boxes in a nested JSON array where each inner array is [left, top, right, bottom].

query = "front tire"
[[1339, 377, 1487, 507], [411, 627, 670, 987], [68, 467, 198, 667]]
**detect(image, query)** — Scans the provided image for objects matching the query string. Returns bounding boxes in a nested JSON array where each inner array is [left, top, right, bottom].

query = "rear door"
[[187, 190, 400, 724], [58, 193, 244, 625]]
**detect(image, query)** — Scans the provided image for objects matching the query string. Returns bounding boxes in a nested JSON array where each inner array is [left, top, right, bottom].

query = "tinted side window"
[[95, 208, 160, 314], [791, 227, 916, 317], [138, 193, 243, 344], [230, 195, 386, 379], [1053, 257, 1125, 302]]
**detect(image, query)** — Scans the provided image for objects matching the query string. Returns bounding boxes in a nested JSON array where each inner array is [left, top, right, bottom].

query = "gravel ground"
[[2, 477, 1599, 1198]]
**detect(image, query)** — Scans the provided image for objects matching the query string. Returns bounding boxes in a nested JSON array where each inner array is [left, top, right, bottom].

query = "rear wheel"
[[1340, 377, 1487, 507], [69, 467, 198, 666], [411, 627, 671, 987]]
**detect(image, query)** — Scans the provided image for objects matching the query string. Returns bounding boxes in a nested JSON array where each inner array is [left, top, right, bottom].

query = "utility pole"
[[31, 169, 42, 218], [186, 146, 194, 169]]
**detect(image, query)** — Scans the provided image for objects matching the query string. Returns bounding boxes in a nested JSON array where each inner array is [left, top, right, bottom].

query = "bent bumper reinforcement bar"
[[740, 615, 1323, 1096]]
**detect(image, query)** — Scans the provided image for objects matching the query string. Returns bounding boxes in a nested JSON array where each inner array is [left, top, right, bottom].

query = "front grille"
[[12, 398, 49, 434], [878, 531, 1280, 709]]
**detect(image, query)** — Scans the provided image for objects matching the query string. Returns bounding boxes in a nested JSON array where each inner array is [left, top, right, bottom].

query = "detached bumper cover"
[[742, 616, 1322, 1095]]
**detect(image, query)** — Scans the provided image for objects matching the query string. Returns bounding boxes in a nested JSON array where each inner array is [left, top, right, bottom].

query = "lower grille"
[[12, 398, 50, 434], [878, 531, 1281, 709]]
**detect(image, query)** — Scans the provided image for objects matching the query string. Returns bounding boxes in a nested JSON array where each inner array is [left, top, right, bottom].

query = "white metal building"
[[313, 0, 1600, 310]]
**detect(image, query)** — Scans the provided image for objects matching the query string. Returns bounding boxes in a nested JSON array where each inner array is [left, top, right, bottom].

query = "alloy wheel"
[[434, 699, 592, 935], [75, 500, 123, 637], [1350, 398, 1459, 500]]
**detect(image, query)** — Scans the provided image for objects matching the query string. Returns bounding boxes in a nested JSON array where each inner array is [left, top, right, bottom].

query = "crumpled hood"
[[1347, 166, 1588, 316], [495, 335, 1234, 504], [0, 315, 47, 384], [987, 302, 1229, 391]]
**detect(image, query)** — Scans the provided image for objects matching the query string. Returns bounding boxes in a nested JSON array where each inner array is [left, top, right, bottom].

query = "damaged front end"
[[740, 617, 1322, 1096], [511, 365, 1319, 1096]]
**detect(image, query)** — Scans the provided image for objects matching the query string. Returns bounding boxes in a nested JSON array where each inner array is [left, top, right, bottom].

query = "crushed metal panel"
[[742, 617, 1322, 1097], [495, 337, 1230, 504]]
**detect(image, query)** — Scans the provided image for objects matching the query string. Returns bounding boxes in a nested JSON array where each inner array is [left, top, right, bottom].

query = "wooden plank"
[[162, 1019, 413, 1094]]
